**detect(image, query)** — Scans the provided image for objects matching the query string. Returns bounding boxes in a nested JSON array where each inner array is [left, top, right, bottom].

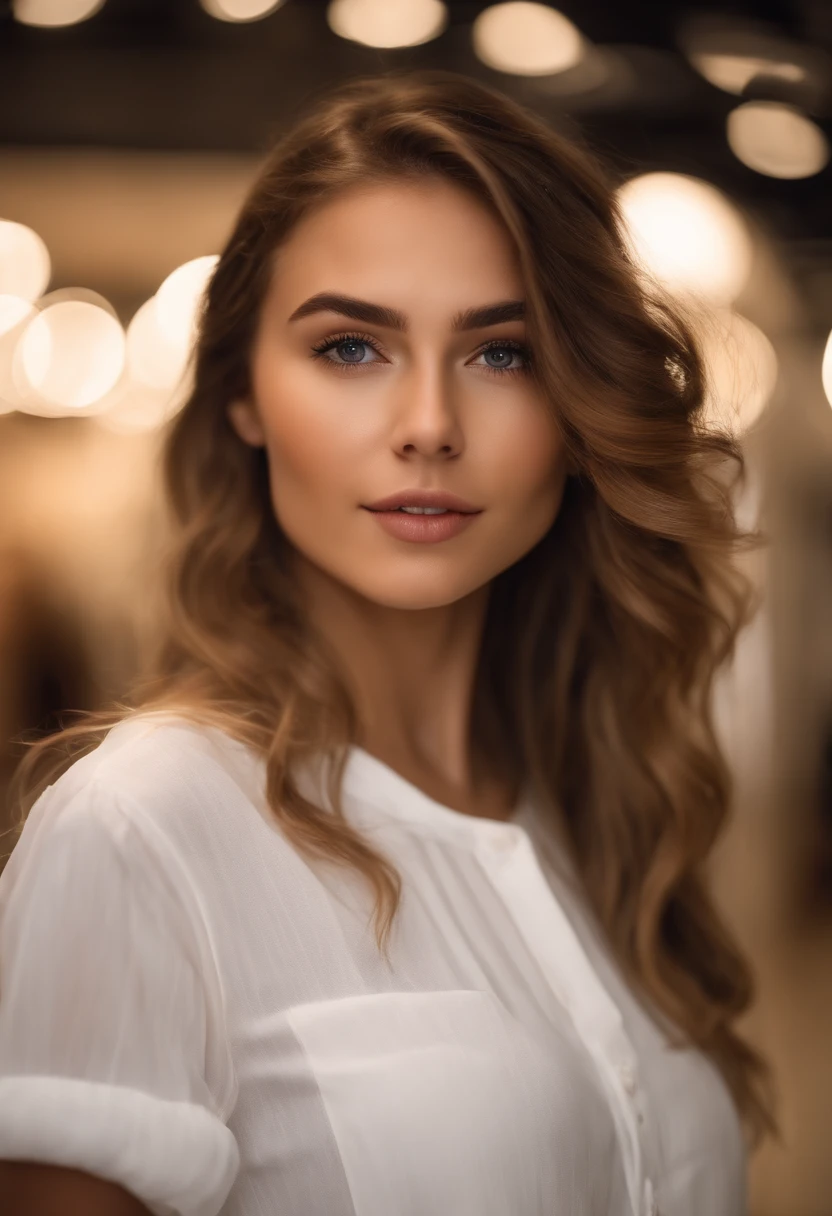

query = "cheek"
[[252, 358, 359, 500], [266, 416, 347, 496], [491, 405, 566, 513]]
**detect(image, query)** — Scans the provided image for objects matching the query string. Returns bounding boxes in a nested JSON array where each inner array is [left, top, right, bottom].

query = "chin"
[[351, 575, 486, 612]]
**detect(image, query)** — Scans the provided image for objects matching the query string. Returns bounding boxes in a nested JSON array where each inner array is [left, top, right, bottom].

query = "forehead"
[[265, 178, 524, 315]]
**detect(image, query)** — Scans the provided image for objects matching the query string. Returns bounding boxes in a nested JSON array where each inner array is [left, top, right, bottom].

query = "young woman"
[[0, 69, 776, 1216]]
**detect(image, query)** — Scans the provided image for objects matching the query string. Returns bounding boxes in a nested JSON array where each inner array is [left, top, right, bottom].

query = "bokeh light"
[[0, 295, 35, 340], [126, 297, 191, 394], [698, 308, 778, 435], [200, 0, 283, 22], [13, 0, 106, 27], [822, 329, 832, 411], [328, 0, 448, 49], [17, 300, 125, 411], [472, 2, 584, 76], [727, 102, 830, 180], [0, 220, 51, 302], [116, 254, 217, 430], [96, 383, 180, 436], [689, 53, 807, 95], [154, 255, 218, 352], [0, 297, 36, 414], [617, 172, 753, 306], [679, 14, 822, 98]]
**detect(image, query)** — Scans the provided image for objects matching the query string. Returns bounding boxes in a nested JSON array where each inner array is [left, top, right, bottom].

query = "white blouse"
[[0, 713, 747, 1216]]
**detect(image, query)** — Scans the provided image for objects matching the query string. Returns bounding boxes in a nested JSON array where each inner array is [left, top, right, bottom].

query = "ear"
[[227, 398, 267, 448]]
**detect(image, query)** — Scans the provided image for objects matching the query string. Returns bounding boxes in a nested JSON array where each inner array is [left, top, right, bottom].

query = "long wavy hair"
[[5, 69, 777, 1147]]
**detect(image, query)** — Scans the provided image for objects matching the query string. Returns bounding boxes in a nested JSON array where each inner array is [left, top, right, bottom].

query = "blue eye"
[[475, 340, 530, 376], [309, 332, 532, 376], [308, 330, 379, 367], [310, 333, 382, 368]]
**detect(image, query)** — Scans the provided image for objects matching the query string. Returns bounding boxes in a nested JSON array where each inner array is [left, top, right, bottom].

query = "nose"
[[390, 359, 464, 459]]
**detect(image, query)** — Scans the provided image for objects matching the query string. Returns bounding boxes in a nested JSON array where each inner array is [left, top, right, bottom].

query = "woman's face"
[[228, 177, 568, 611]]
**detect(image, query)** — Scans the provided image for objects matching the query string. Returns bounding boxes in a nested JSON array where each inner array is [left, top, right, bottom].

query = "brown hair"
[[6, 68, 777, 1147]]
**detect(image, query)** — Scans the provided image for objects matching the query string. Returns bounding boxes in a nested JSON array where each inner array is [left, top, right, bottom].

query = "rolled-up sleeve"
[[0, 775, 240, 1216]]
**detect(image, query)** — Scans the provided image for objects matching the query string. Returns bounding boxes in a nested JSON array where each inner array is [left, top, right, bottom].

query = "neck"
[[293, 548, 494, 797]]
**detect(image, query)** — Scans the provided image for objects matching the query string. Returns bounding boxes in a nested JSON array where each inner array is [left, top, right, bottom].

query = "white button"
[[616, 1059, 637, 1095]]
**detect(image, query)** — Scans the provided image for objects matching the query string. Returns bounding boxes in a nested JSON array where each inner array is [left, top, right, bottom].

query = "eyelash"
[[309, 330, 532, 377]]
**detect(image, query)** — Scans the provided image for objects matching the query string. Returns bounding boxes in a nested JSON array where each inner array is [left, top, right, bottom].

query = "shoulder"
[[53, 711, 262, 838], [0, 717, 247, 1067], [2, 712, 267, 911], [75, 711, 263, 813], [0, 715, 242, 1208]]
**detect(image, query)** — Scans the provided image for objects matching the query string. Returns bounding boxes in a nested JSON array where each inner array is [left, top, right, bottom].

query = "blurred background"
[[0, 2, 830, 1212]]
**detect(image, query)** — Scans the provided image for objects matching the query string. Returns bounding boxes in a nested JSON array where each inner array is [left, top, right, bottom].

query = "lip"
[[365, 508, 480, 545], [363, 490, 482, 513]]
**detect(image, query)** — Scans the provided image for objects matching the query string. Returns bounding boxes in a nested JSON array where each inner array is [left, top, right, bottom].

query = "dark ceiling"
[[1, 0, 831, 247]]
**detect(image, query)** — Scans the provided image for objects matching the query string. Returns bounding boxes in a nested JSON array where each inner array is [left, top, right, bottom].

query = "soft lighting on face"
[[154, 255, 218, 351], [822, 329, 832, 411], [617, 173, 753, 306], [698, 309, 777, 435], [0, 220, 51, 302], [727, 101, 830, 179], [327, 0, 448, 48], [13, 0, 105, 26], [473, 1, 584, 75], [18, 300, 125, 410], [200, 0, 283, 22]]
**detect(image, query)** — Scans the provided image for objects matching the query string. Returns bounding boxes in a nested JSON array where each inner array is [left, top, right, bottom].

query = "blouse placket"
[[473, 819, 660, 1216]]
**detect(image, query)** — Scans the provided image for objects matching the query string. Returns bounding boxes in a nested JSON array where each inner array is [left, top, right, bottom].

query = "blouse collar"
[[333, 745, 539, 849], [127, 713, 538, 851]]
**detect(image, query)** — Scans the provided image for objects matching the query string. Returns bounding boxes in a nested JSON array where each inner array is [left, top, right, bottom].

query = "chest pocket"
[[285, 987, 619, 1216]]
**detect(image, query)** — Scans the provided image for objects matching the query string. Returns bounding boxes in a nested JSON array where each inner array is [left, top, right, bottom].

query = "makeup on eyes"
[[309, 330, 532, 377]]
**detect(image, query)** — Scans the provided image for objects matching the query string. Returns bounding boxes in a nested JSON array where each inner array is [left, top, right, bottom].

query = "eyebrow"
[[287, 292, 526, 333]]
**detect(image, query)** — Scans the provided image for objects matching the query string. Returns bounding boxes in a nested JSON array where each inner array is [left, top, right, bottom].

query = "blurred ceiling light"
[[13, 0, 106, 26], [679, 15, 827, 101], [200, 0, 283, 22], [698, 308, 777, 435], [96, 384, 180, 436], [17, 300, 125, 411], [472, 2, 584, 76], [727, 101, 829, 179], [154, 255, 218, 352], [327, 0, 448, 49], [528, 44, 611, 100], [0, 220, 51, 301], [617, 172, 752, 306], [0, 294, 34, 339], [822, 329, 832, 411], [0, 297, 36, 414], [689, 52, 806, 94], [37, 284, 119, 316], [127, 297, 191, 394], [118, 257, 216, 431]]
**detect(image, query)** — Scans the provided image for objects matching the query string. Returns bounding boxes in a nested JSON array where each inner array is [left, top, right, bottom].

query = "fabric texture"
[[0, 713, 748, 1216]]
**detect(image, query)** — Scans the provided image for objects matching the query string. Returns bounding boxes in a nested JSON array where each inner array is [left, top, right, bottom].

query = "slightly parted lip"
[[362, 491, 483, 513]]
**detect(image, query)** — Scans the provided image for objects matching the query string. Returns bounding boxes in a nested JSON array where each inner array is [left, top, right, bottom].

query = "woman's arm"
[[0, 775, 240, 1216], [0, 1161, 153, 1215]]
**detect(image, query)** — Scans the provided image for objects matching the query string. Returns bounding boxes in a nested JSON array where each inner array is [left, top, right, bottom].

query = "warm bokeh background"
[[1, 3, 831, 1213]]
